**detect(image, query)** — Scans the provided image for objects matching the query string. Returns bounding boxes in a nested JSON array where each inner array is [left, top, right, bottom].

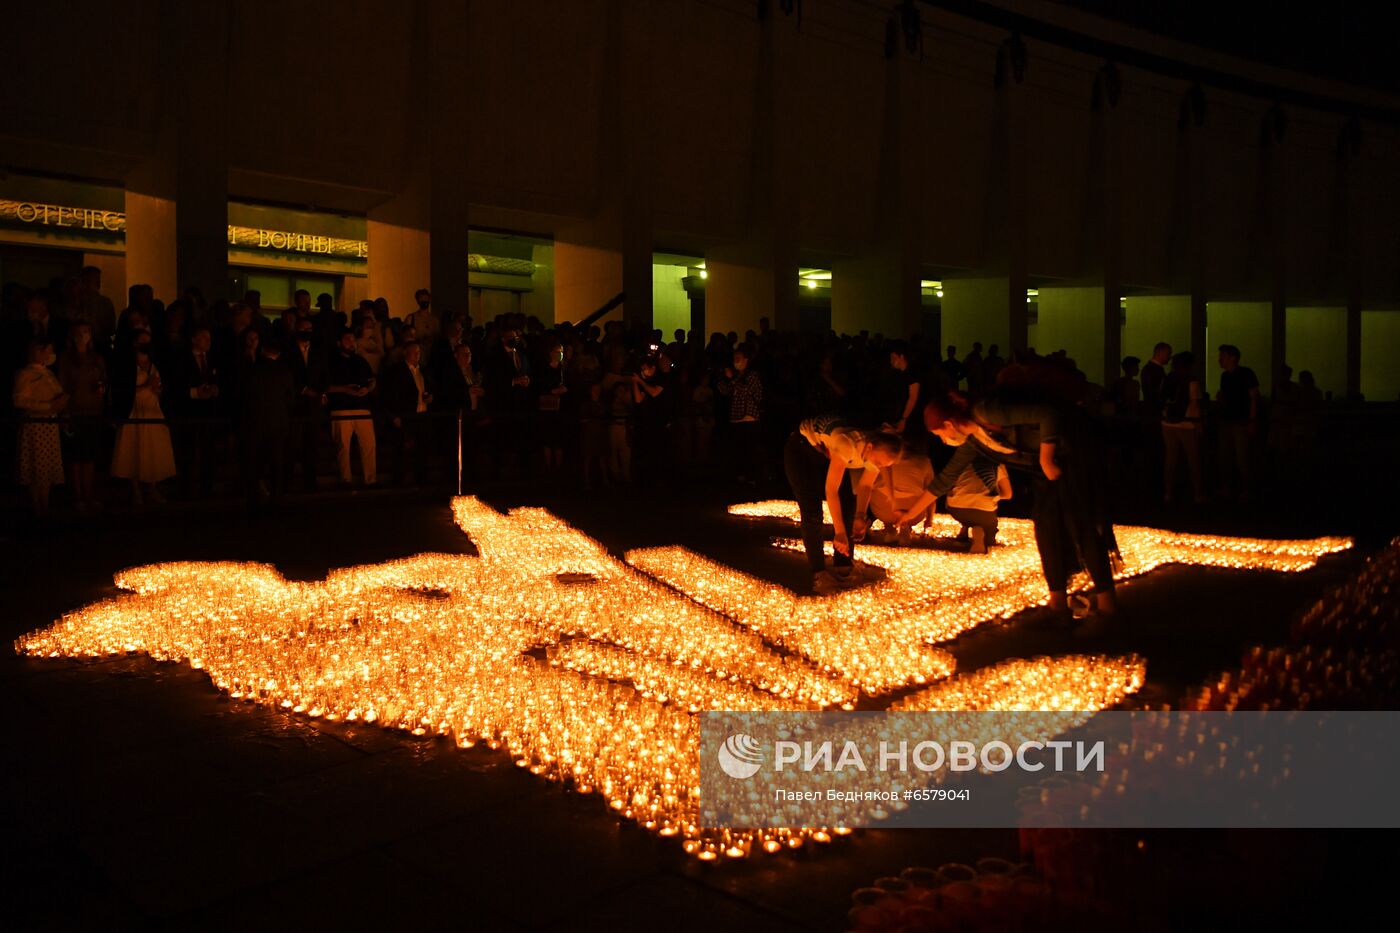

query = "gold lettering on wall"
[[1, 200, 125, 233], [226, 225, 364, 258]]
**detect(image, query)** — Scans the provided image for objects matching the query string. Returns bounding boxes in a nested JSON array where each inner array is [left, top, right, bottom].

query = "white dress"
[[111, 363, 177, 482]]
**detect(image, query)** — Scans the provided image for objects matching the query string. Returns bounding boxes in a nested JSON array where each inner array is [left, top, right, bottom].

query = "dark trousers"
[[783, 431, 854, 573], [286, 407, 321, 491], [175, 418, 216, 496], [1030, 473, 1114, 593], [945, 505, 999, 545], [242, 426, 287, 511], [388, 416, 430, 485]]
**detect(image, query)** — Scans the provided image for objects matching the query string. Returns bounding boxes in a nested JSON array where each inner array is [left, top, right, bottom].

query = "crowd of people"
[[3, 271, 1332, 548]]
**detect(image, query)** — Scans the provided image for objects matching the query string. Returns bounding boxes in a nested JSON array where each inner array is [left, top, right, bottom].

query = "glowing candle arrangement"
[[731, 501, 1351, 603], [703, 654, 1146, 830], [14, 497, 1342, 858]]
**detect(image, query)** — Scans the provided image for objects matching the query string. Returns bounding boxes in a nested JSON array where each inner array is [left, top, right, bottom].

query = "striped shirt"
[[799, 415, 880, 475]]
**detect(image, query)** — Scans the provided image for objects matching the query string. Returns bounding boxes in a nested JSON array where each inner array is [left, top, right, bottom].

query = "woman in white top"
[[12, 339, 69, 517], [786, 414, 902, 594]]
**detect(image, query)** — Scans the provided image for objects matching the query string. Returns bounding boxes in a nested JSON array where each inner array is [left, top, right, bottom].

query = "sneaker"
[[829, 565, 879, 589], [812, 571, 839, 596], [969, 526, 987, 554], [1068, 594, 1093, 619], [896, 525, 913, 547]]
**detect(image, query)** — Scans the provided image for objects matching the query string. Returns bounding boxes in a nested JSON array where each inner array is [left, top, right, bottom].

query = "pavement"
[[1, 481, 1390, 930]]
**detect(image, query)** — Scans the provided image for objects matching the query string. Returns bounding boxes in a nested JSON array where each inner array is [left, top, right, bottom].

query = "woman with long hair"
[[895, 387, 1120, 619]]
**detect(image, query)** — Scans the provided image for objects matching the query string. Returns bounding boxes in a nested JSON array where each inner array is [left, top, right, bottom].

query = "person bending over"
[[784, 413, 902, 594], [895, 388, 1119, 619]]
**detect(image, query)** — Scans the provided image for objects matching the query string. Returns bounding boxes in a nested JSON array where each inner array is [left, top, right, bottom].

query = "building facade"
[[3, 0, 1399, 398]]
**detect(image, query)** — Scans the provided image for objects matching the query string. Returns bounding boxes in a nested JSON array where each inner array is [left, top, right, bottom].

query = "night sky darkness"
[[1048, 1, 1392, 92]]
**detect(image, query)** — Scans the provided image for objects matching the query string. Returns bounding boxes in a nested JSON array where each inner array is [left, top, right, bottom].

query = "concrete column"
[[123, 0, 229, 304], [173, 0, 229, 301], [584, 0, 656, 332], [1185, 108, 1209, 366], [1342, 134, 1364, 400], [427, 0, 472, 321], [123, 190, 177, 303], [706, 2, 801, 336], [1264, 123, 1288, 397], [1003, 61, 1029, 352], [1096, 87, 1123, 386], [619, 0, 655, 332], [367, 0, 471, 321], [1190, 292, 1208, 371]]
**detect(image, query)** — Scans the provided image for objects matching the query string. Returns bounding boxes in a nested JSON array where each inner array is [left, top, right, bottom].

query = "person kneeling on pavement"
[[869, 449, 934, 545], [944, 455, 1012, 553]]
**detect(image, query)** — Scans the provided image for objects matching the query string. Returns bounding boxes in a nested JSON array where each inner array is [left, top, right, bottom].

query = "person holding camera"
[[327, 328, 377, 487]]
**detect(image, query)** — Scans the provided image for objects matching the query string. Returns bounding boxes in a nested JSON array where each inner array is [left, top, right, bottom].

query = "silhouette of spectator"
[[1160, 351, 1205, 504], [1215, 344, 1259, 501], [939, 345, 966, 391], [1141, 342, 1171, 414]]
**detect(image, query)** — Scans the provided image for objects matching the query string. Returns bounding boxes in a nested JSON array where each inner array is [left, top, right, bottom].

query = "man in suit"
[[485, 326, 532, 474], [379, 340, 433, 485], [168, 325, 222, 497], [239, 341, 295, 513], [285, 318, 329, 492]]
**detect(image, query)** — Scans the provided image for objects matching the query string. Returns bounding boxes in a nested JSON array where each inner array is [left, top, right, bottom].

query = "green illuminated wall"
[[1362, 310, 1400, 401], [1205, 302, 1271, 395], [1284, 307, 1346, 398], [652, 264, 690, 335], [1121, 296, 1190, 362]]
